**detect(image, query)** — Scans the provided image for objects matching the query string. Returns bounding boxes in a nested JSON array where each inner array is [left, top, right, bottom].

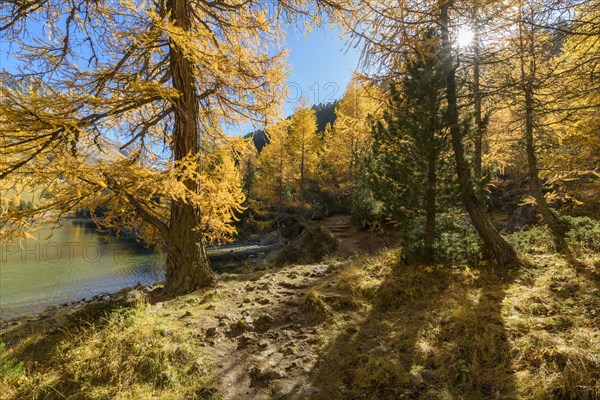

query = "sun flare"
[[457, 28, 475, 47]]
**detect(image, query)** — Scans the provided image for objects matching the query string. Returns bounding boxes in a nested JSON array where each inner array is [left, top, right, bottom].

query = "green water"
[[0, 220, 165, 319]]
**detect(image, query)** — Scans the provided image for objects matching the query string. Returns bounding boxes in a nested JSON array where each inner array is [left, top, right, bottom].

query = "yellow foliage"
[[0, 0, 297, 247], [322, 79, 383, 197]]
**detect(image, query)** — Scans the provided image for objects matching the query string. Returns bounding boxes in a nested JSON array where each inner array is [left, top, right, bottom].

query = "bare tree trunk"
[[350, 93, 359, 186], [423, 86, 439, 260], [164, 0, 214, 296], [472, 12, 483, 188], [350, 134, 355, 186], [440, 0, 519, 266], [300, 131, 305, 206], [518, 15, 571, 257], [523, 98, 569, 255], [424, 149, 437, 259], [277, 141, 284, 241]]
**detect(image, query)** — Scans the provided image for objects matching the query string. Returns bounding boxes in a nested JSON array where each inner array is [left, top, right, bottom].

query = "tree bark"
[[518, 15, 571, 257], [523, 96, 569, 254], [164, 0, 215, 296], [440, 0, 519, 266], [424, 148, 437, 259], [300, 129, 305, 206], [277, 138, 284, 240], [423, 83, 439, 260], [472, 12, 483, 188]]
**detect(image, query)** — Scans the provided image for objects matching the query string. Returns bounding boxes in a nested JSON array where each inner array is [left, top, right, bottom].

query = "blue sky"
[[280, 25, 359, 113], [233, 24, 360, 135], [0, 21, 360, 136]]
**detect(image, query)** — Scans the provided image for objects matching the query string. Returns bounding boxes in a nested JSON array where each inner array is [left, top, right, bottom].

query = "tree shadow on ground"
[[307, 258, 519, 400]]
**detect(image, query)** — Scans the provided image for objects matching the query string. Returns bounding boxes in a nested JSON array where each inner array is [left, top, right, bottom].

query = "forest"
[[0, 0, 599, 399]]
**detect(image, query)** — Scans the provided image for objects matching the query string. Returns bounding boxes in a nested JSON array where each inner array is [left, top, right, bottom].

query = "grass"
[[309, 244, 600, 399], [507, 215, 600, 258], [0, 300, 218, 400], [303, 287, 332, 319], [503, 255, 600, 399], [1, 223, 598, 399], [0, 341, 24, 385]]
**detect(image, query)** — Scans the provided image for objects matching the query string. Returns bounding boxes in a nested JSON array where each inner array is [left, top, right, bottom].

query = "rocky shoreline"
[[0, 240, 282, 326], [0, 283, 158, 329]]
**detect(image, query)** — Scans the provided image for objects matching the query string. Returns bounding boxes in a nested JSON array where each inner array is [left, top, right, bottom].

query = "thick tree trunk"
[[164, 0, 215, 296], [165, 203, 214, 295], [440, 1, 519, 266]]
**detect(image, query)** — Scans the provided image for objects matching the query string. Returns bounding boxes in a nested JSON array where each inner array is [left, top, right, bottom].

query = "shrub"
[[562, 215, 600, 255], [433, 212, 483, 265], [506, 225, 555, 255], [272, 226, 338, 267], [506, 215, 600, 257], [0, 341, 25, 382], [350, 183, 384, 228]]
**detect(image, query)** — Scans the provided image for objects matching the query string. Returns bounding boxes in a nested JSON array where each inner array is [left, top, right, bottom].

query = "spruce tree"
[[369, 32, 446, 259]]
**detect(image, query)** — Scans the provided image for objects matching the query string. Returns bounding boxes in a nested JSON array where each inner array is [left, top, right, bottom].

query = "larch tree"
[[458, 0, 512, 198], [369, 30, 447, 259], [470, 2, 485, 186], [288, 104, 320, 211], [0, 0, 344, 295], [538, 1, 600, 211], [508, 0, 574, 256], [488, 0, 596, 258], [322, 78, 381, 203], [252, 120, 293, 236], [462, 0, 598, 253]]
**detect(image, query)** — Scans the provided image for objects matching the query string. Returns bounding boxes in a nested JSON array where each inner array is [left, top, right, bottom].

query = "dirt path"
[[193, 217, 388, 398], [0, 217, 387, 399], [321, 214, 386, 255], [171, 262, 342, 399], [3, 243, 598, 399], [0, 260, 347, 400]]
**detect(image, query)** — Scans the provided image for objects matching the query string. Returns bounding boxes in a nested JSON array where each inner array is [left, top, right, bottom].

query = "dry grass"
[[303, 287, 332, 319], [1, 239, 598, 400], [1, 301, 217, 400], [504, 255, 600, 399], [310, 247, 600, 400]]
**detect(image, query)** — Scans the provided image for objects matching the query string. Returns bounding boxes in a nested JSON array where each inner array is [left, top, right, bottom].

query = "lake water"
[[0, 220, 165, 319]]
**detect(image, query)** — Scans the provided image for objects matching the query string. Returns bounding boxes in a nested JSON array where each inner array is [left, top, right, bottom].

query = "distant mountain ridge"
[[3, 71, 338, 156], [244, 101, 339, 152], [83, 134, 129, 163]]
